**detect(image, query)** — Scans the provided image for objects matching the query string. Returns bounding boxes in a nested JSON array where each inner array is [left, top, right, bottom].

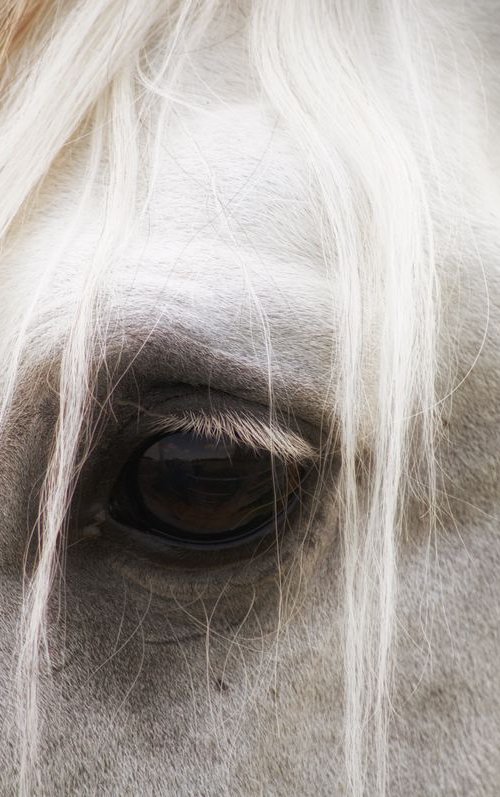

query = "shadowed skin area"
[[1, 3, 500, 796]]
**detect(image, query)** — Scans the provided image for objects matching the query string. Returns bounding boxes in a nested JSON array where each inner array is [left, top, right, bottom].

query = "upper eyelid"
[[117, 403, 318, 464]]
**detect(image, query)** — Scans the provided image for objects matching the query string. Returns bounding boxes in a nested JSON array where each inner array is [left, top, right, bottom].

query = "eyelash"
[[116, 403, 317, 464]]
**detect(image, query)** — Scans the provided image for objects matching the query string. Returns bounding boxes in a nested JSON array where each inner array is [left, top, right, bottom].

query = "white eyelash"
[[140, 408, 317, 464]]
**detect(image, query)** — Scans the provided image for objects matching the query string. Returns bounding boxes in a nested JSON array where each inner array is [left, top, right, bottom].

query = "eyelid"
[[118, 404, 318, 464]]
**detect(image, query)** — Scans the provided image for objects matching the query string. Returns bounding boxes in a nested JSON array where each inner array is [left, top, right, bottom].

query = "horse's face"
[[1, 3, 500, 795]]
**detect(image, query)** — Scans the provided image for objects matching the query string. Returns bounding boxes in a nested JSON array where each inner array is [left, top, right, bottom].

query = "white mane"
[[2, 1, 481, 794]]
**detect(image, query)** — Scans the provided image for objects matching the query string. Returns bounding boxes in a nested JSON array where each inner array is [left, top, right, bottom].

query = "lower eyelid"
[[69, 468, 320, 591]]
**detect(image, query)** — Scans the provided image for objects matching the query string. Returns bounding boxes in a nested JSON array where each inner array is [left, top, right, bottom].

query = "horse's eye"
[[108, 430, 302, 550]]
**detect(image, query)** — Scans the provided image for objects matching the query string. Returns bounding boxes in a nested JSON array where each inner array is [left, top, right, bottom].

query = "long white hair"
[[0, 1, 442, 795]]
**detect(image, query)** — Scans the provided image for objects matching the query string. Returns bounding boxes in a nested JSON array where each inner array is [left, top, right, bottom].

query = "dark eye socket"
[[108, 429, 303, 550]]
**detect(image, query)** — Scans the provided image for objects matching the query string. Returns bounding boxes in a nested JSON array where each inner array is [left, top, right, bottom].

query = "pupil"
[[110, 429, 300, 549]]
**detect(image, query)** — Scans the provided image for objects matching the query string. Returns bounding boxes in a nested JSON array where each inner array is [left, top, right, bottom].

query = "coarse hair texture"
[[0, 1, 441, 795]]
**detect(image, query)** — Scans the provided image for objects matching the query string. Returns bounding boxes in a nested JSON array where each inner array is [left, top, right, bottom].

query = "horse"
[[0, 0, 499, 794]]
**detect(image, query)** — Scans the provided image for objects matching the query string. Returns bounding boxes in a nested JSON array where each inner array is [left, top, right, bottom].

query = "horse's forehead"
[[154, 103, 295, 206], [142, 102, 321, 273], [2, 100, 332, 385], [20, 102, 316, 268]]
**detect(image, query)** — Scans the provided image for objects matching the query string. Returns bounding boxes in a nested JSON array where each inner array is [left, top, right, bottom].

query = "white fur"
[[0, 1, 499, 795]]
